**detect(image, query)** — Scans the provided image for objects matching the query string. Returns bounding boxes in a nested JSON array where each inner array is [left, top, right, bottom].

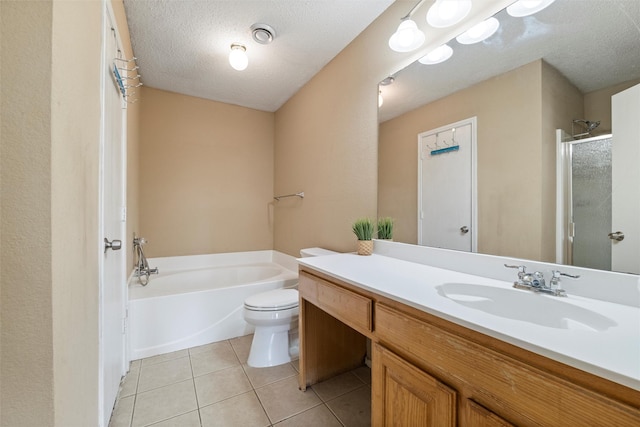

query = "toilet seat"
[[244, 288, 299, 311]]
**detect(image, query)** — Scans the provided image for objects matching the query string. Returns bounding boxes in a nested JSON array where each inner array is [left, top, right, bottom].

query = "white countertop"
[[298, 252, 640, 391]]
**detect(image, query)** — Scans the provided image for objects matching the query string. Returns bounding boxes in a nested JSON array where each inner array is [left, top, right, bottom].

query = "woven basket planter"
[[357, 240, 373, 256]]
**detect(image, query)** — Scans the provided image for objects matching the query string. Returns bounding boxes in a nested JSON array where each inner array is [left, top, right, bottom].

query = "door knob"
[[104, 237, 122, 253], [608, 231, 624, 242], [460, 226, 469, 234]]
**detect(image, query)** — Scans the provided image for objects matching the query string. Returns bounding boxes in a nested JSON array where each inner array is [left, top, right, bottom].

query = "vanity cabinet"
[[298, 268, 640, 426], [372, 342, 456, 426], [466, 400, 515, 427]]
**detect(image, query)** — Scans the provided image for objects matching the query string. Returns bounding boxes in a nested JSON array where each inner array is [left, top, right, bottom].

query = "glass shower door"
[[569, 136, 612, 270]]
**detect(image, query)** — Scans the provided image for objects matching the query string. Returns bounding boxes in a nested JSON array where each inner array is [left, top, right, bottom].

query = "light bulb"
[[468, 21, 488, 39], [427, 0, 472, 28], [456, 17, 500, 45], [418, 44, 453, 65], [388, 19, 425, 53], [507, 0, 555, 17], [229, 44, 248, 71]]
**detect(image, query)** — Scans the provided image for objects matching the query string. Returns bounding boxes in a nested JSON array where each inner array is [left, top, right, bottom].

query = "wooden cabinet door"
[[467, 400, 515, 427], [372, 343, 456, 427]]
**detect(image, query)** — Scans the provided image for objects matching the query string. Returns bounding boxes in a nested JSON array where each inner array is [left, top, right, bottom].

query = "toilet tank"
[[299, 247, 338, 258]]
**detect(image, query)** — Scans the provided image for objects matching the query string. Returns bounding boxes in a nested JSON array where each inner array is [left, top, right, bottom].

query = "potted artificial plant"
[[352, 218, 374, 255], [377, 217, 394, 241]]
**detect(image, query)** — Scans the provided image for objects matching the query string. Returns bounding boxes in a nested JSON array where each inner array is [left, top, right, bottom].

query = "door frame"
[[98, 1, 128, 425], [417, 117, 477, 252]]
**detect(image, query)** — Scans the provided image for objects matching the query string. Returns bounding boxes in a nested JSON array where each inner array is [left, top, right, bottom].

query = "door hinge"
[[121, 206, 127, 222]]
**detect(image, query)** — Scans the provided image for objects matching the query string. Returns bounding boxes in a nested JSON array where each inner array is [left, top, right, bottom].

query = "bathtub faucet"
[[133, 235, 158, 286]]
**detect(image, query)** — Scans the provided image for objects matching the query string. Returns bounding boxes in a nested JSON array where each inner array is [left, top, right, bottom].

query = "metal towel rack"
[[113, 57, 142, 104], [274, 191, 304, 201]]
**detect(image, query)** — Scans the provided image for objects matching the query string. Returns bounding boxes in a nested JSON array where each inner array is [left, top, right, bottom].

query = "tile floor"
[[109, 334, 372, 427]]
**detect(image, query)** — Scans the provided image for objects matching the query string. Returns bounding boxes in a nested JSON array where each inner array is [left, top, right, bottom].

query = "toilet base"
[[247, 323, 295, 368]]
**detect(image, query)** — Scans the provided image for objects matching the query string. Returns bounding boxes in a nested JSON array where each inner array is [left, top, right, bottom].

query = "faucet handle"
[[504, 264, 528, 284], [551, 270, 580, 280], [549, 270, 579, 296], [504, 264, 526, 273]]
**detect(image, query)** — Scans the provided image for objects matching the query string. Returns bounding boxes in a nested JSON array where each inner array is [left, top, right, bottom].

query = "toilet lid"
[[244, 288, 299, 311]]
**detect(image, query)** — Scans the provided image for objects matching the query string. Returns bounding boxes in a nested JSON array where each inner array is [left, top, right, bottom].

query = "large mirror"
[[378, 0, 640, 273]]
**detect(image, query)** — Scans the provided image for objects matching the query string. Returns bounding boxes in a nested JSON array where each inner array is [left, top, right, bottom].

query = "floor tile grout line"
[[251, 389, 273, 426], [313, 383, 368, 404], [270, 401, 330, 426], [251, 370, 299, 393], [140, 351, 190, 368], [133, 375, 194, 396], [129, 360, 143, 427], [143, 409, 200, 427], [187, 348, 205, 427], [324, 400, 347, 427], [254, 376, 325, 425]]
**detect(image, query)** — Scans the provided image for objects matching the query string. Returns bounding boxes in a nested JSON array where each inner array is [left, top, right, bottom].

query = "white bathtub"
[[127, 250, 299, 360]]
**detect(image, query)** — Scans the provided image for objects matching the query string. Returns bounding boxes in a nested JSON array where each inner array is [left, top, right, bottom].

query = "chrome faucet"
[[133, 235, 158, 285], [504, 264, 580, 297]]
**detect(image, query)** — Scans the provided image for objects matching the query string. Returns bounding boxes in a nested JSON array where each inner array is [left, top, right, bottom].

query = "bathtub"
[[127, 250, 299, 360]]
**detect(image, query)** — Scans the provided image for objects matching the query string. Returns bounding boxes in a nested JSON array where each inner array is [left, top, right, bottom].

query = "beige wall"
[[1, 2, 55, 425], [272, 2, 408, 256], [139, 87, 275, 257], [1, 0, 103, 425], [273, 41, 379, 256]]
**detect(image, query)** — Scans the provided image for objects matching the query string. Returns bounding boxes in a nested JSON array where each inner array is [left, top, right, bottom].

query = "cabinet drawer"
[[299, 271, 372, 334]]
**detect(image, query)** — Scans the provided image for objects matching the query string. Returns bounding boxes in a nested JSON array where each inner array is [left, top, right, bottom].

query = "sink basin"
[[436, 283, 617, 332]]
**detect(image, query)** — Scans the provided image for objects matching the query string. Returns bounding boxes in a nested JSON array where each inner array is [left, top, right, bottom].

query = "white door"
[[611, 83, 640, 274], [100, 4, 127, 426], [418, 118, 477, 252]]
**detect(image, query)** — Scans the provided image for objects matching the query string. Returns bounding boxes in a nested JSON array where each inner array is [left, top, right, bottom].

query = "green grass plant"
[[377, 217, 394, 239], [352, 218, 374, 240]]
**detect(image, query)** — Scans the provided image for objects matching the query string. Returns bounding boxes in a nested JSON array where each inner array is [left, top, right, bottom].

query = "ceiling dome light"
[[418, 44, 453, 65], [427, 0, 472, 28], [229, 43, 248, 71], [507, 0, 556, 17], [456, 17, 500, 44], [388, 19, 426, 53]]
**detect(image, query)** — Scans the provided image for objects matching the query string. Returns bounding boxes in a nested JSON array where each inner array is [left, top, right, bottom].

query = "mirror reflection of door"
[[418, 118, 477, 252], [611, 83, 640, 274]]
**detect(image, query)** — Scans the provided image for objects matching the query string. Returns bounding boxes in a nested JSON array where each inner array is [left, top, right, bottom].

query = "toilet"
[[243, 247, 337, 367]]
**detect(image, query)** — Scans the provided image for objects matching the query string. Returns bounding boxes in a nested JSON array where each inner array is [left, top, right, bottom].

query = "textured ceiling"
[[124, 0, 394, 112], [379, 0, 640, 122]]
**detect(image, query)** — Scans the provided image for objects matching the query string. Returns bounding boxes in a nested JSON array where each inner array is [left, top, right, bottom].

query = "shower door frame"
[[555, 131, 613, 267]]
